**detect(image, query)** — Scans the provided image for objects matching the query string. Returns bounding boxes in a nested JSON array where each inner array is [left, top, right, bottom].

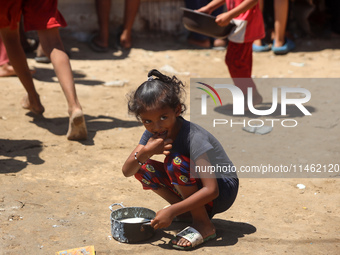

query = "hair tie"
[[147, 76, 154, 81]]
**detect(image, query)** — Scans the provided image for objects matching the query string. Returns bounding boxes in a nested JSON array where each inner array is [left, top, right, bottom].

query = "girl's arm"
[[122, 134, 173, 177], [196, 0, 226, 14], [151, 153, 219, 229], [215, 0, 258, 26], [122, 144, 148, 177]]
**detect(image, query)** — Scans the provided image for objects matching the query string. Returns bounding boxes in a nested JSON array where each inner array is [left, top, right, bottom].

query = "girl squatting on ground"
[[122, 69, 239, 250]]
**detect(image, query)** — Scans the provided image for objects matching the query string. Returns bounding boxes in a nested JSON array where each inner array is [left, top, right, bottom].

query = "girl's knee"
[[134, 159, 170, 190], [165, 153, 197, 186], [165, 153, 190, 168]]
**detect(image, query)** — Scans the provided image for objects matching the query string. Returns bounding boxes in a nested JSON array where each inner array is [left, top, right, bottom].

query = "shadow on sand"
[[0, 138, 44, 174], [123, 219, 256, 250], [27, 113, 142, 146]]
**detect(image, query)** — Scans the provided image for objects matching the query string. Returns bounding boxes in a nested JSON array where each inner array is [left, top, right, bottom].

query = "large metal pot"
[[109, 203, 156, 243]]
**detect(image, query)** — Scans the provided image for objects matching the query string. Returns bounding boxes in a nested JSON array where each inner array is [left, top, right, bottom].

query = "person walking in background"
[[252, 0, 295, 54], [0, 0, 87, 140], [0, 37, 16, 77], [0, 36, 37, 77], [89, 0, 140, 52], [184, 0, 227, 48], [198, 0, 265, 109]]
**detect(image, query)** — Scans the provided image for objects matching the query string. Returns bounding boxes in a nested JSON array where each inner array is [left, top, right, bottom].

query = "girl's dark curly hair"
[[128, 69, 186, 120]]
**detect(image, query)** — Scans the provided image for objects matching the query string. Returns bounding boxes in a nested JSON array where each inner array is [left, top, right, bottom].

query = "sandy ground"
[[1, 31, 340, 254]]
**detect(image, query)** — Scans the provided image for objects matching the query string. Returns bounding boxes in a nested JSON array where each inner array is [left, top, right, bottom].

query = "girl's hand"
[[144, 134, 173, 156], [215, 12, 233, 27], [150, 207, 174, 230]]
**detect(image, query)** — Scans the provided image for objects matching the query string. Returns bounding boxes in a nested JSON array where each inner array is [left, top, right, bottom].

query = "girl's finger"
[[164, 138, 173, 144], [164, 144, 172, 149]]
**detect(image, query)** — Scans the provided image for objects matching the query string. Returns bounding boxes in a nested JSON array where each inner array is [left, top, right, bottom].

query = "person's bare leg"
[[94, 0, 111, 48], [153, 187, 192, 220], [0, 27, 44, 114], [245, 86, 263, 111], [273, 0, 288, 47], [0, 62, 36, 76], [0, 63, 15, 77], [187, 38, 211, 48], [253, 0, 264, 46], [120, 0, 140, 49], [153, 187, 182, 205], [225, 78, 263, 111], [0, 37, 15, 76], [213, 38, 227, 47], [171, 185, 215, 248], [38, 28, 87, 140]]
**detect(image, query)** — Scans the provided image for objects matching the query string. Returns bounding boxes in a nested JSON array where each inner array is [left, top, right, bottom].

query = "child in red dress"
[[198, 0, 265, 109]]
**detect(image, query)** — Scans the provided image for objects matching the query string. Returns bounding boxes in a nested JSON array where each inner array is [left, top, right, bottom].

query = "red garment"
[[225, 41, 256, 93], [0, 0, 67, 31], [134, 154, 214, 212], [225, 41, 253, 77], [224, 0, 264, 90], [226, 0, 265, 43], [0, 38, 9, 66], [134, 154, 197, 191]]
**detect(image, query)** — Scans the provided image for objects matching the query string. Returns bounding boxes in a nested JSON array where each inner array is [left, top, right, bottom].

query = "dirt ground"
[[1, 31, 339, 254]]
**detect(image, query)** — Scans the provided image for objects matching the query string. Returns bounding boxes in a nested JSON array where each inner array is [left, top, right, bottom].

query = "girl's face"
[[139, 104, 182, 140]]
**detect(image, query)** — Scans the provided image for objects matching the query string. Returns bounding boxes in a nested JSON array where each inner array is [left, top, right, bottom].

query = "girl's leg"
[[0, 26, 44, 114], [135, 156, 214, 248], [171, 184, 216, 248], [37, 28, 87, 140], [152, 187, 183, 205], [134, 158, 193, 216], [134, 159, 181, 198], [164, 154, 215, 247]]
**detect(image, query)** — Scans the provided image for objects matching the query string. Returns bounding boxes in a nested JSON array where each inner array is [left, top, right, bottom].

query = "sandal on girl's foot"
[[170, 226, 216, 250]]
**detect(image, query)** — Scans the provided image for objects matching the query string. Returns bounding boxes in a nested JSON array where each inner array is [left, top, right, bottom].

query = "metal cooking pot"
[[109, 203, 156, 243]]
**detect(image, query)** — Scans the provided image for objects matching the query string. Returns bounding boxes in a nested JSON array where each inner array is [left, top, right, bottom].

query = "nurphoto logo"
[[196, 82, 311, 128]]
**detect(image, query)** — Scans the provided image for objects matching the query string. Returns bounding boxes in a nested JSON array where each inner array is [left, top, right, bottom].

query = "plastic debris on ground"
[[103, 80, 128, 87], [296, 184, 306, 189], [55, 245, 95, 255], [289, 62, 305, 67], [160, 65, 190, 76], [242, 125, 273, 135]]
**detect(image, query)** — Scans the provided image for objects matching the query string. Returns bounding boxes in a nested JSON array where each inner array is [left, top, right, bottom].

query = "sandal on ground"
[[170, 226, 216, 250], [35, 56, 51, 64], [272, 38, 295, 55], [252, 43, 271, 52], [88, 34, 109, 52]]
